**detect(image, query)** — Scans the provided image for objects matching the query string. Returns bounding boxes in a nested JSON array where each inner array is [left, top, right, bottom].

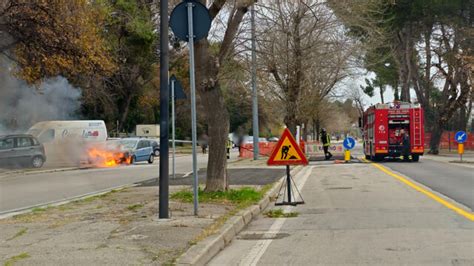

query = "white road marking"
[[182, 171, 193, 177], [239, 166, 314, 266]]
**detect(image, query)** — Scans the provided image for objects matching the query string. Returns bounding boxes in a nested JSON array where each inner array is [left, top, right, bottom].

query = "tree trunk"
[[429, 121, 443, 155], [202, 82, 230, 191], [120, 92, 133, 131], [379, 85, 384, 104], [195, 39, 229, 192]]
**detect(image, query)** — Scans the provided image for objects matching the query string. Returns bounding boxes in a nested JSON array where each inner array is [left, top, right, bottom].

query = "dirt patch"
[[0, 186, 233, 265]]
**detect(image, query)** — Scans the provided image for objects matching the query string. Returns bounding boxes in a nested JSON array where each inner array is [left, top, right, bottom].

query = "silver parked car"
[[0, 134, 46, 168]]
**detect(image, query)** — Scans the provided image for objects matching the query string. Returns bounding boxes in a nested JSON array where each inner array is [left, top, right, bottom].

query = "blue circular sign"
[[454, 131, 467, 144], [170, 0, 212, 42], [343, 137, 356, 150]]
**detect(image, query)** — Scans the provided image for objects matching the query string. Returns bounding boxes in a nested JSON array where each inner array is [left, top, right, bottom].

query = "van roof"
[[29, 120, 105, 128]]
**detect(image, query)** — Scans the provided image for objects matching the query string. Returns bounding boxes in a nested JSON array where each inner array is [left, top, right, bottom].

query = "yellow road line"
[[369, 161, 474, 222]]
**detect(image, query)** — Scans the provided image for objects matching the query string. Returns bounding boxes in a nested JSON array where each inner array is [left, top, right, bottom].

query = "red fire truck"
[[361, 102, 424, 162]]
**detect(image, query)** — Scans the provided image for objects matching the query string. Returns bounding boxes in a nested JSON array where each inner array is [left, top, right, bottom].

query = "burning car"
[[87, 138, 155, 167]]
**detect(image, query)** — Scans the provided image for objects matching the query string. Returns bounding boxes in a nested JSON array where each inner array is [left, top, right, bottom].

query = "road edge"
[[0, 183, 136, 219], [175, 165, 305, 266], [363, 158, 474, 221]]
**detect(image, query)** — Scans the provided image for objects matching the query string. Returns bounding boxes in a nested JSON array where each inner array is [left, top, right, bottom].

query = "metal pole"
[[187, 2, 199, 216], [251, 4, 259, 160], [171, 79, 176, 179], [286, 165, 292, 203], [159, 0, 169, 219]]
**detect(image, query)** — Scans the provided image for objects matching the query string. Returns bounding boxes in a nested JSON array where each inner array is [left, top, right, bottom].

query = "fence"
[[425, 131, 474, 150]]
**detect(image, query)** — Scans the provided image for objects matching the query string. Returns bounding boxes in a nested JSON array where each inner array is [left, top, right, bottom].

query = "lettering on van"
[[89, 122, 102, 127], [83, 130, 99, 138]]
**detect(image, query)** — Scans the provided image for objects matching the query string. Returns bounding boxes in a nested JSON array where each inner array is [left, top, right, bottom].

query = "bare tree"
[[194, 0, 255, 191], [256, 0, 353, 136]]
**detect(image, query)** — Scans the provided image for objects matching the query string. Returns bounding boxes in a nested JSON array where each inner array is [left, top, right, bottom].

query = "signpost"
[[159, 0, 169, 219], [343, 136, 356, 162], [170, 0, 211, 216], [267, 128, 308, 206], [454, 131, 467, 161], [170, 75, 186, 179]]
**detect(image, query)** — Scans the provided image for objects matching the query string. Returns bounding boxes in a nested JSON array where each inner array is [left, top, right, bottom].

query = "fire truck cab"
[[362, 102, 424, 162]]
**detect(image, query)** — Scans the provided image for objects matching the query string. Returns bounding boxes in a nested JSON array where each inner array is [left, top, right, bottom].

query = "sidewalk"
[[210, 162, 474, 265], [424, 152, 474, 168], [0, 157, 282, 265]]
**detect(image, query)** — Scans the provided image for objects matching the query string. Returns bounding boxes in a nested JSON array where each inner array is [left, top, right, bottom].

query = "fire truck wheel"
[[412, 154, 419, 162], [365, 155, 371, 160]]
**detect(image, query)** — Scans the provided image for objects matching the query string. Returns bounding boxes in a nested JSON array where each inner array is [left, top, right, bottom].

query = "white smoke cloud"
[[0, 56, 81, 134]]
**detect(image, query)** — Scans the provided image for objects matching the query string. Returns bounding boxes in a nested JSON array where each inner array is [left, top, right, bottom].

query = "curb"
[[0, 183, 136, 220], [0, 166, 90, 179], [176, 165, 304, 265]]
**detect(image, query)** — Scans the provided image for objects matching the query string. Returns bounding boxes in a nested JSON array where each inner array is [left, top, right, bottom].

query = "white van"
[[27, 121, 108, 167], [28, 120, 108, 144]]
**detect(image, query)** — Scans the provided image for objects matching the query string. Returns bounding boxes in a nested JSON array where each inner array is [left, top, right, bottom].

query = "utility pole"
[[251, 3, 259, 160], [159, 0, 169, 219]]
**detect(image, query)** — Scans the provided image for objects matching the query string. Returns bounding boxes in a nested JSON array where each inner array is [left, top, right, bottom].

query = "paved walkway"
[[210, 162, 474, 265]]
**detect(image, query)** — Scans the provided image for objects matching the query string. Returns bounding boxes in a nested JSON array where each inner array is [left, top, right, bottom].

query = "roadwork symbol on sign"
[[267, 128, 308, 166]]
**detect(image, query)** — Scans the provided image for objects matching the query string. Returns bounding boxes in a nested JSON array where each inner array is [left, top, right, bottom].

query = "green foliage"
[[81, 0, 158, 132], [126, 203, 144, 211], [6, 228, 28, 241], [4, 252, 30, 266], [264, 208, 299, 218], [171, 187, 264, 207]]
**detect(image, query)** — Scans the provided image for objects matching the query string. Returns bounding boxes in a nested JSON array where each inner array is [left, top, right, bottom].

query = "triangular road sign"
[[267, 128, 308, 166], [170, 75, 187, 100]]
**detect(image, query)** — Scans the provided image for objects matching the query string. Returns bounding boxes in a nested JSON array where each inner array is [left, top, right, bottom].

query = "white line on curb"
[[239, 166, 314, 266]]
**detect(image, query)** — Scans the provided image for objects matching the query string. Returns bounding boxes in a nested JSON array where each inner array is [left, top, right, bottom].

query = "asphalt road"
[[380, 158, 474, 211], [0, 151, 287, 215], [351, 143, 474, 211]]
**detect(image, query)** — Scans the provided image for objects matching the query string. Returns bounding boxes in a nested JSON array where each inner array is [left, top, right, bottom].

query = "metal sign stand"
[[170, 0, 211, 216], [275, 165, 304, 206], [171, 79, 176, 179], [186, 2, 199, 216]]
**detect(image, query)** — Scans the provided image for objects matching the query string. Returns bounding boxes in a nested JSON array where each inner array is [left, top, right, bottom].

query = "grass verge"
[[171, 187, 263, 208], [4, 252, 30, 266], [264, 208, 299, 218]]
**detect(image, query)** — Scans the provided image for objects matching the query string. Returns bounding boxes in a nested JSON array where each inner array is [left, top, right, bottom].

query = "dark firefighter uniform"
[[321, 129, 332, 160]]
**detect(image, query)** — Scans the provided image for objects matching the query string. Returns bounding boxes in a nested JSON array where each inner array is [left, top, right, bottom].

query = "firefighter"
[[321, 128, 332, 160], [400, 129, 410, 161]]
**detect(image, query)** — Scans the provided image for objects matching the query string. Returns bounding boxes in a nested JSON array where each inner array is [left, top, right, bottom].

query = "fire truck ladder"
[[412, 108, 422, 146]]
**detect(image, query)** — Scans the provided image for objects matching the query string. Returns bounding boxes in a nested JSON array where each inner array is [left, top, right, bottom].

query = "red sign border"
[[267, 128, 308, 166]]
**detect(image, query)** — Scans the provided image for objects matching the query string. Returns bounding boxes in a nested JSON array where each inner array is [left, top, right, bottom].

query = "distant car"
[[150, 140, 160, 156], [0, 134, 46, 168], [267, 137, 279, 142]]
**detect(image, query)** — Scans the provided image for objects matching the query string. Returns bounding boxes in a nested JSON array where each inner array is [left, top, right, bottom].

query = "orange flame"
[[87, 147, 124, 167]]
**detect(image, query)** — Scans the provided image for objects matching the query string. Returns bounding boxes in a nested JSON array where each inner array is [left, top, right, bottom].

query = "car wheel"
[[154, 149, 160, 157], [130, 156, 135, 165], [31, 156, 44, 168], [148, 155, 154, 164]]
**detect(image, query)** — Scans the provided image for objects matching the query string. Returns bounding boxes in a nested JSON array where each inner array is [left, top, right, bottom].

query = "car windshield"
[[118, 139, 138, 150]]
